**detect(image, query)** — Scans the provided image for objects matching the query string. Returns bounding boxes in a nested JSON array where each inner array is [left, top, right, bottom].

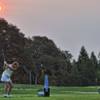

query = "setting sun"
[[0, 2, 6, 16], [0, 6, 2, 11]]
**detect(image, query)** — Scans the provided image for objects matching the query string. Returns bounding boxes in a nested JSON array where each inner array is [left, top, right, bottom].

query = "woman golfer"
[[1, 61, 19, 97]]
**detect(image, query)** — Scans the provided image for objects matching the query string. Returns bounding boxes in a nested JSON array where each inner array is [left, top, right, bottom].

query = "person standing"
[[1, 61, 19, 97]]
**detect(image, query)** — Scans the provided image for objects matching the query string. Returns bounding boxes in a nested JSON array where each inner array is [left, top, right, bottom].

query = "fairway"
[[0, 84, 100, 100]]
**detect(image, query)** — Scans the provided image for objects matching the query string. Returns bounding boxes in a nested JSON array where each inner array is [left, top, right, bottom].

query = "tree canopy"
[[0, 18, 100, 86]]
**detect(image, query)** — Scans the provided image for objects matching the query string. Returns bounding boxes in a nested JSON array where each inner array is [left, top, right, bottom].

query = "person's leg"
[[3, 82, 9, 97], [4, 82, 7, 94], [7, 82, 13, 95]]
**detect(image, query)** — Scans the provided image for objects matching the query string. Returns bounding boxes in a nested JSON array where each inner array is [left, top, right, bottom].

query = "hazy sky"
[[0, 0, 100, 59]]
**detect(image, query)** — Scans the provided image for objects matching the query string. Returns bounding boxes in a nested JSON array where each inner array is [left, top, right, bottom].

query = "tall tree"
[[77, 46, 90, 86], [0, 18, 30, 84], [89, 52, 98, 85], [0, 18, 25, 63]]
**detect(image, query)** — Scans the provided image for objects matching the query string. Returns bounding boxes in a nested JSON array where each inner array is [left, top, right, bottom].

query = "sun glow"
[[0, 6, 2, 11], [0, 2, 6, 16]]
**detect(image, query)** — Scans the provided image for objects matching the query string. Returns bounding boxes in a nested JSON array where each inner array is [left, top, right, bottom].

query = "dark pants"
[[44, 88, 50, 97]]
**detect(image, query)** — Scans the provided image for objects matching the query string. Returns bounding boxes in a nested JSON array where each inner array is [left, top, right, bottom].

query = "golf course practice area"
[[0, 84, 100, 100]]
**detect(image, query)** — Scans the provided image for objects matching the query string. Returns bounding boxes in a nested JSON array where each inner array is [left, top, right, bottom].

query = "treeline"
[[0, 18, 100, 86]]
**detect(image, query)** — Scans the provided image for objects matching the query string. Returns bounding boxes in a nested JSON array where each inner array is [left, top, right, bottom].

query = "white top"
[[3, 64, 13, 77]]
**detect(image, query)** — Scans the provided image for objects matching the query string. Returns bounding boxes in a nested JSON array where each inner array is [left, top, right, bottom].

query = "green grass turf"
[[0, 84, 100, 100]]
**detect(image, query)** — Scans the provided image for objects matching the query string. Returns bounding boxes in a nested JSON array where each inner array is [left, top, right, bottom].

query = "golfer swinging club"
[[1, 60, 19, 97]]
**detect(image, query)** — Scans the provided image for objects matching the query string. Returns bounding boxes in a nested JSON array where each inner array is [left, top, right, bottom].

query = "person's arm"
[[3, 61, 8, 69]]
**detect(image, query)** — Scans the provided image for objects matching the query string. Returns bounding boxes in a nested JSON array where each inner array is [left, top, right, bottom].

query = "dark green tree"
[[0, 18, 30, 84], [77, 46, 90, 86], [62, 50, 73, 73], [89, 52, 98, 85], [29, 36, 70, 85], [0, 18, 25, 63], [69, 60, 81, 86]]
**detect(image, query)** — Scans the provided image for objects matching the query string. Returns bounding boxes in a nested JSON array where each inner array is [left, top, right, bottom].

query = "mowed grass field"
[[0, 84, 100, 100]]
